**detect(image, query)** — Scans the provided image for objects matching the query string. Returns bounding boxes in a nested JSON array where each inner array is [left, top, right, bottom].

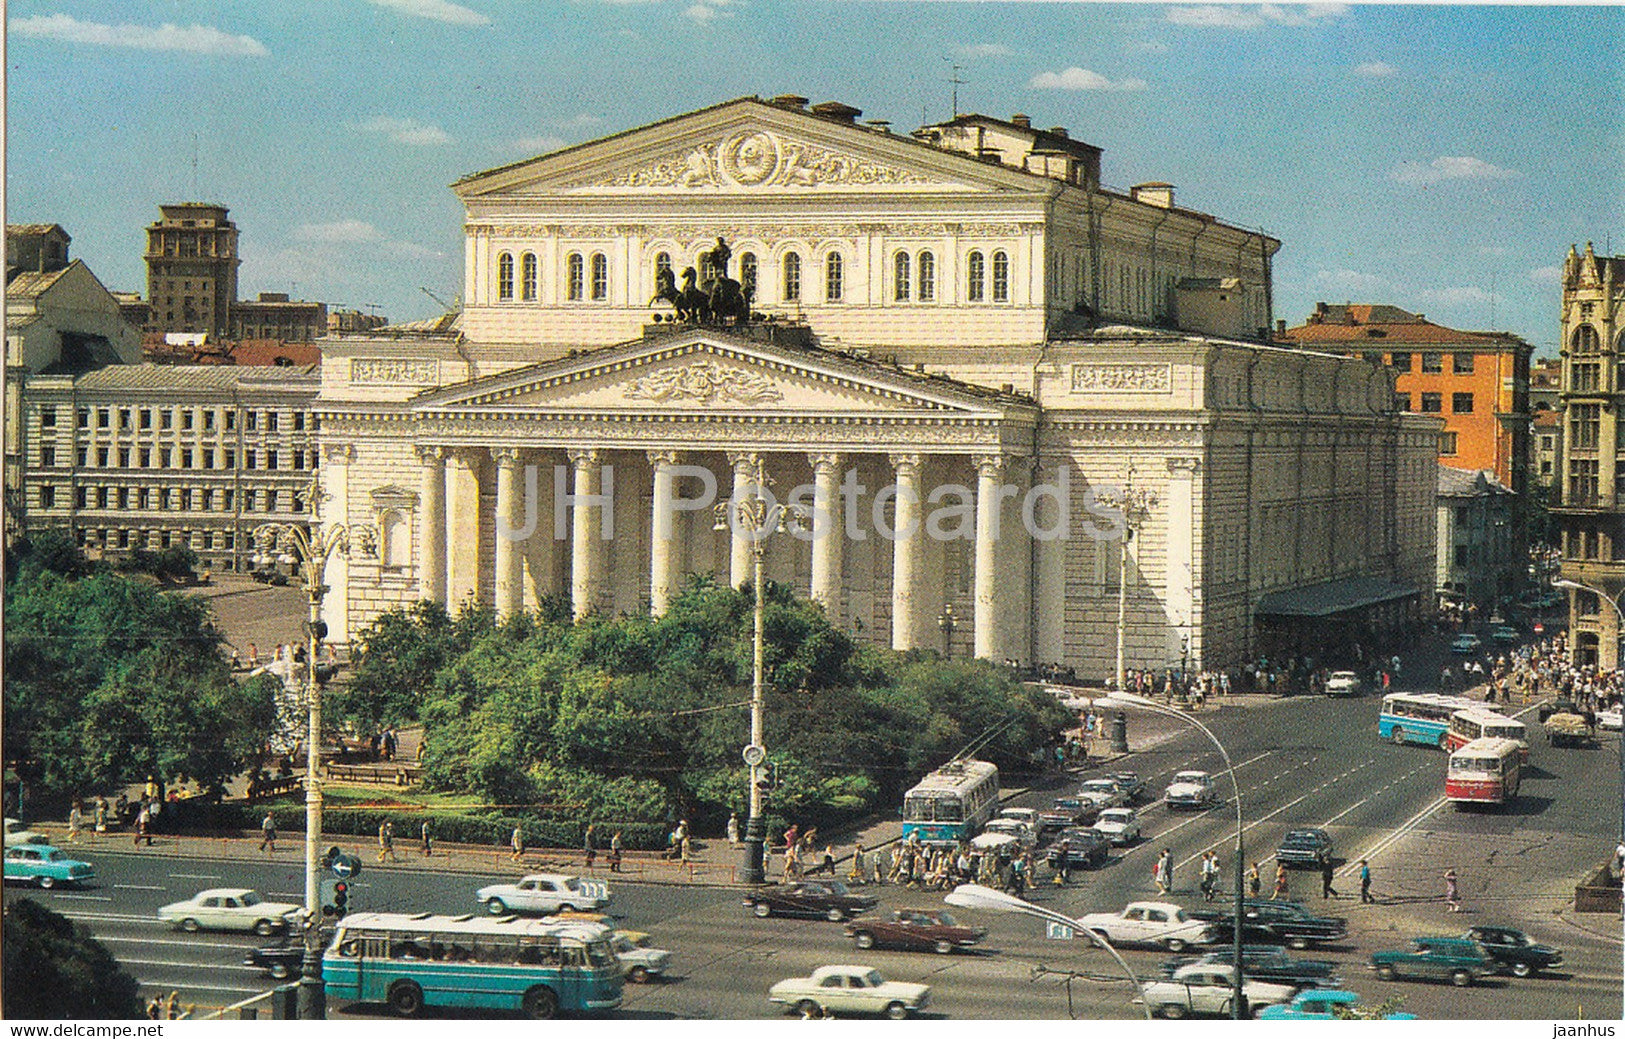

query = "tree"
[[2, 898, 144, 1019]]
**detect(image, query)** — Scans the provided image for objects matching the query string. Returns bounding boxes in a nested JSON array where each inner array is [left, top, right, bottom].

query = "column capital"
[[324, 443, 356, 464], [647, 449, 683, 468], [567, 447, 602, 470], [492, 446, 524, 469], [1166, 456, 1201, 476], [415, 444, 446, 466], [973, 453, 1005, 478], [808, 451, 843, 475], [726, 450, 760, 475], [888, 451, 923, 478]]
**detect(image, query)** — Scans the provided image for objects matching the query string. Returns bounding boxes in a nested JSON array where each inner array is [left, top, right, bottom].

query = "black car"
[[1275, 828, 1334, 867], [742, 880, 878, 922], [1538, 698, 1579, 723], [1463, 925, 1564, 977], [244, 941, 305, 980], [1038, 798, 1096, 834], [1044, 828, 1110, 870], [1190, 900, 1348, 950], [1161, 945, 1342, 988]]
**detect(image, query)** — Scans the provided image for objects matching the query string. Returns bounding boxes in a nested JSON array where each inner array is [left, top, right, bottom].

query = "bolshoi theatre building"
[[315, 95, 1438, 677]]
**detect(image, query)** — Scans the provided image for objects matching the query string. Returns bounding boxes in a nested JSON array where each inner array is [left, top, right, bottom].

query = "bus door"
[[358, 934, 389, 1000], [556, 944, 588, 1008]]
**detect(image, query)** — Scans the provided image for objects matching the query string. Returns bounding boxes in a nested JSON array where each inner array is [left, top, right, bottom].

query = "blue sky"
[[8, 1, 1622, 352]]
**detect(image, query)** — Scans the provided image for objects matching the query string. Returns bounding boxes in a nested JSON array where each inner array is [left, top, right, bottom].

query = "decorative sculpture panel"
[[625, 361, 785, 406], [1071, 363, 1173, 393], [352, 358, 440, 385], [582, 131, 931, 189]]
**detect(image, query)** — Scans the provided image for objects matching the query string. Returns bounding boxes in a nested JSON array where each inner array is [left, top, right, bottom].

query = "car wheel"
[[1375, 964, 1395, 980], [387, 981, 425, 1018], [825, 906, 847, 923], [933, 939, 955, 955], [36, 875, 55, 889], [1164, 938, 1188, 953], [1391, 728, 1406, 745], [1288, 936, 1311, 951], [1437, 732, 1451, 751], [794, 1000, 823, 1019], [1451, 970, 1473, 987], [1511, 962, 1533, 978], [254, 919, 279, 937], [180, 917, 201, 933], [627, 966, 650, 984], [885, 1001, 911, 1021], [558, 904, 576, 914], [753, 902, 772, 918], [853, 931, 876, 949], [268, 963, 293, 980], [1159, 1003, 1188, 1020], [521, 986, 558, 1019], [486, 897, 508, 915]]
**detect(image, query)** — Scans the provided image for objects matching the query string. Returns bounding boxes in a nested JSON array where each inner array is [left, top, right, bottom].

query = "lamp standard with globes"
[[938, 602, 957, 659], [1091, 470, 1158, 692], [253, 476, 376, 1020]]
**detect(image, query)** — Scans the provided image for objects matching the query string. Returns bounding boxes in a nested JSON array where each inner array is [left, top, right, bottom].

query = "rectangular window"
[[40, 444, 56, 467], [40, 485, 55, 508], [39, 405, 56, 428], [1570, 458, 1600, 504], [1420, 392, 1443, 413], [1571, 403, 1601, 450], [1394, 394, 1411, 411], [97, 409, 110, 429], [203, 410, 216, 431], [181, 449, 193, 469], [76, 447, 87, 467], [224, 531, 235, 549], [75, 486, 87, 509], [1572, 363, 1600, 392], [121, 409, 133, 429], [160, 409, 172, 430], [293, 412, 305, 432], [245, 450, 257, 470], [202, 488, 214, 510], [138, 488, 151, 509], [1440, 431, 1458, 455], [138, 448, 150, 468], [117, 487, 129, 509], [246, 411, 258, 431], [1451, 392, 1474, 414], [179, 488, 191, 510], [225, 411, 236, 431], [225, 450, 236, 469], [1453, 354, 1475, 375], [267, 450, 278, 470], [266, 412, 278, 432], [294, 450, 305, 470], [1421, 352, 1443, 374], [266, 489, 279, 512], [77, 408, 90, 429], [203, 449, 214, 470], [159, 448, 171, 468], [223, 489, 234, 510], [1389, 352, 1412, 371], [181, 409, 194, 430], [97, 486, 109, 508]]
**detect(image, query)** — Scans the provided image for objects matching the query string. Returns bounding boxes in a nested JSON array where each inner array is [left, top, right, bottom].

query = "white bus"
[[901, 759, 1000, 845]]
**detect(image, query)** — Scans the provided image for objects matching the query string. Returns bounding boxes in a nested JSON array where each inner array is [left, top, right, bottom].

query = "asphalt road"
[[10, 644, 1621, 1020]]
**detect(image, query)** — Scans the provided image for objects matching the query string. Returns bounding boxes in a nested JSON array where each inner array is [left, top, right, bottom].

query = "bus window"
[[936, 798, 963, 822]]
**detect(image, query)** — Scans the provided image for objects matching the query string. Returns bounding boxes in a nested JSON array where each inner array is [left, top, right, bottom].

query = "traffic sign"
[[331, 853, 361, 879], [1046, 920, 1075, 940]]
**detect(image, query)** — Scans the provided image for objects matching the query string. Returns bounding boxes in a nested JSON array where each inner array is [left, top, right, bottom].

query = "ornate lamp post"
[[1092, 470, 1158, 692], [253, 476, 375, 1020], [938, 602, 957, 659]]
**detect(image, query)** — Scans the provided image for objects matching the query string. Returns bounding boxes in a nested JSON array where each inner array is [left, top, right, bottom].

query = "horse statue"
[[649, 267, 681, 311], [675, 267, 708, 322], [706, 273, 751, 324]]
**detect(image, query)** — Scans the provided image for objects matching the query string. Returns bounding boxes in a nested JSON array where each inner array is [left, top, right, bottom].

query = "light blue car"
[[3, 844, 96, 889], [1257, 989, 1416, 1020]]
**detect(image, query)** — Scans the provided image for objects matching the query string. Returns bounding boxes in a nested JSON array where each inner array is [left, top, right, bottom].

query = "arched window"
[[566, 253, 584, 301], [825, 253, 843, 302], [992, 251, 1010, 302], [381, 511, 410, 568], [520, 253, 537, 301], [655, 251, 672, 279], [893, 251, 911, 302], [740, 252, 758, 298], [967, 251, 986, 302], [590, 253, 608, 301], [782, 252, 801, 301], [497, 252, 514, 301], [1573, 325, 1601, 355], [917, 251, 936, 301]]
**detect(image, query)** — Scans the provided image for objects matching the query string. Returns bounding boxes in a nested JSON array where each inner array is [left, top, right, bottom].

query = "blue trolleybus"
[[1378, 693, 1482, 749], [901, 759, 1000, 845], [324, 911, 623, 1019]]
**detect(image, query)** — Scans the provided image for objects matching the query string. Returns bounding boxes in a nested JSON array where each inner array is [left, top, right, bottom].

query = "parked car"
[[1161, 945, 1341, 988], [1108, 772, 1148, 803], [846, 908, 987, 955], [995, 807, 1040, 832], [1490, 624, 1522, 646], [1044, 828, 1111, 870], [1275, 828, 1334, 867], [1324, 671, 1362, 696], [1369, 935, 1496, 986], [610, 930, 672, 983], [1038, 798, 1096, 834], [1449, 634, 1484, 655], [1077, 901, 1218, 952], [1461, 925, 1563, 977], [3, 844, 95, 888], [743, 880, 878, 922], [1191, 900, 1348, 950], [1600, 706, 1623, 731], [157, 888, 303, 935], [3, 818, 48, 847], [1538, 698, 1580, 723], [1136, 962, 1296, 1019], [978, 818, 1035, 846], [1076, 777, 1129, 811], [476, 873, 612, 916], [1091, 807, 1142, 845], [243, 940, 306, 980], [767, 965, 930, 1019], [1164, 770, 1219, 809], [1257, 988, 1417, 1020]]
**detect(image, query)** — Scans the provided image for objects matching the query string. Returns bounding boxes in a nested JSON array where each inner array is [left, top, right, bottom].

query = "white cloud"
[[683, 0, 739, 23], [367, 0, 490, 26], [957, 43, 1012, 59], [1417, 286, 1496, 307], [1030, 67, 1147, 92], [1306, 267, 1390, 297], [294, 220, 383, 244], [1354, 61, 1396, 77], [360, 116, 451, 147], [516, 135, 569, 154], [10, 13, 268, 55], [1165, 4, 1348, 29], [1529, 264, 1565, 285], [1392, 156, 1519, 186]]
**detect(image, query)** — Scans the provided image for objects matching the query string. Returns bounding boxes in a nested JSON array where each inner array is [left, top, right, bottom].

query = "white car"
[[767, 964, 931, 1020], [1164, 770, 1219, 809], [978, 818, 1034, 846], [610, 930, 672, 983], [1076, 778, 1129, 810], [157, 888, 303, 935], [1092, 807, 1142, 845], [1137, 962, 1297, 1019], [3, 818, 48, 847], [1324, 671, 1362, 696], [1599, 706, 1623, 732], [477, 873, 611, 916], [995, 807, 1040, 831], [1077, 901, 1218, 952]]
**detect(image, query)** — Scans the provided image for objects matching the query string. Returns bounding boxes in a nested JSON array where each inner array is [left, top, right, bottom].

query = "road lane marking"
[[1340, 795, 1448, 874], [120, 958, 263, 973], [116, 883, 169, 891], [169, 873, 222, 880], [267, 892, 302, 899], [134, 980, 268, 995], [52, 893, 114, 901], [96, 936, 258, 950], [56, 910, 161, 924]]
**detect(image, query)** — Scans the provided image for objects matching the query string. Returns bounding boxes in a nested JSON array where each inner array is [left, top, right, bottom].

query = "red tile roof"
[[1279, 303, 1526, 348]]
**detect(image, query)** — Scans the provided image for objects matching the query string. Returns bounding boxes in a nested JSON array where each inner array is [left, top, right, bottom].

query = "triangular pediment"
[[455, 98, 1038, 198], [414, 330, 1020, 418]]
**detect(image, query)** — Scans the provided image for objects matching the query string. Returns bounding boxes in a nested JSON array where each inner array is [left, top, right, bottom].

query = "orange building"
[[1278, 304, 1532, 494]]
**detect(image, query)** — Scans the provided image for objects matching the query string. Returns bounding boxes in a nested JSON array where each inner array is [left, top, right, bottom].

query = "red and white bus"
[[1445, 737, 1522, 809], [1445, 708, 1529, 763]]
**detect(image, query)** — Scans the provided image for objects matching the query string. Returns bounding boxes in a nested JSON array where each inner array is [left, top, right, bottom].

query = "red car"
[[845, 908, 987, 955]]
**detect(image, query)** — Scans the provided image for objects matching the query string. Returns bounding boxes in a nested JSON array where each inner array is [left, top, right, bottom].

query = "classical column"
[[445, 448, 483, 606], [493, 447, 524, 618], [808, 452, 844, 624], [1166, 457, 1199, 666], [890, 452, 923, 651], [973, 454, 1005, 660], [416, 446, 447, 603], [568, 448, 603, 620], [727, 451, 758, 589], [648, 450, 683, 615], [1032, 456, 1068, 668]]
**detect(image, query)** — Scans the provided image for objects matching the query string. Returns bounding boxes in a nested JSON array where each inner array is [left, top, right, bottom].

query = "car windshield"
[[1173, 773, 1205, 783], [584, 940, 617, 968], [825, 881, 851, 896], [1101, 810, 1130, 822], [44, 850, 66, 862], [239, 892, 262, 906], [935, 912, 957, 926], [1052, 799, 1082, 810]]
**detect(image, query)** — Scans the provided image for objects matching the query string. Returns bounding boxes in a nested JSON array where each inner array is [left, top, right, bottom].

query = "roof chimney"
[[865, 119, 892, 133], [1130, 182, 1175, 208], [1048, 126, 1069, 139], [769, 94, 809, 110], [1276, 319, 1287, 336], [810, 101, 862, 123], [1011, 113, 1031, 129]]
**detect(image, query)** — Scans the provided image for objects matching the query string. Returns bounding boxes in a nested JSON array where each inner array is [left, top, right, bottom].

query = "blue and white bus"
[[324, 911, 623, 1019], [901, 759, 1000, 845], [1378, 693, 1483, 749]]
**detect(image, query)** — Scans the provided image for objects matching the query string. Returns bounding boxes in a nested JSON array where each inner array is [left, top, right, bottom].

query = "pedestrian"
[[819, 844, 835, 876], [511, 826, 525, 862], [421, 820, 432, 857], [248, 642, 259, 667], [1271, 863, 1289, 901], [258, 811, 277, 854], [383, 727, 397, 762], [584, 823, 597, 869], [134, 805, 153, 846], [1247, 861, 1262, 897], [94, 797, 108, 835], [783, 823, 799, 854], [1053, 841, 1071, 886], [1320, 858, 1337, 899], [377, 820, 397, 863], [849, 842, 867, 885], [1200, 851, 1219, 902], [726, 811, 740, 846], [1444, 868, 1461, 912], [1359, 859, 1374, 903], [679, 834, 693, 865], [67, 801, 83, 844], [1153, 848, 1172, 894]]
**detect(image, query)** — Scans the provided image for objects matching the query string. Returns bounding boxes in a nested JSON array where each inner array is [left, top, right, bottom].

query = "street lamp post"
[[1552, 578, 1625, 848], [1094, 690, 1248, 1019], [944, 883, 1152, 1020], [1093, 471, 1158, 692], [253, 478, 376, 1020], [938, 603, 957, 659]]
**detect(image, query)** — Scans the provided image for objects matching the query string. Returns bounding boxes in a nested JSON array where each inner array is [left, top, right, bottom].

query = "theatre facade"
[[314, 95, 1438, 676]]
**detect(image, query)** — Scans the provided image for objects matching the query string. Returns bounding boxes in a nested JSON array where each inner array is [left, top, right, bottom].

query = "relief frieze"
[[1070, 363, 1173, 394], [625, 361, 785, 406], [351, 358, 440, 385], [573, 131, 932, 189]]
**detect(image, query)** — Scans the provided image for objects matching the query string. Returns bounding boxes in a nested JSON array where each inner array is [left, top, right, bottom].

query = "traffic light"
[[320, 878, 351, 917]]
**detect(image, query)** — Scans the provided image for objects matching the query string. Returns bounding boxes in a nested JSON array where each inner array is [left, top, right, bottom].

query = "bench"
[[325, 763, 422, 786], [245, 774, 302, 801]]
